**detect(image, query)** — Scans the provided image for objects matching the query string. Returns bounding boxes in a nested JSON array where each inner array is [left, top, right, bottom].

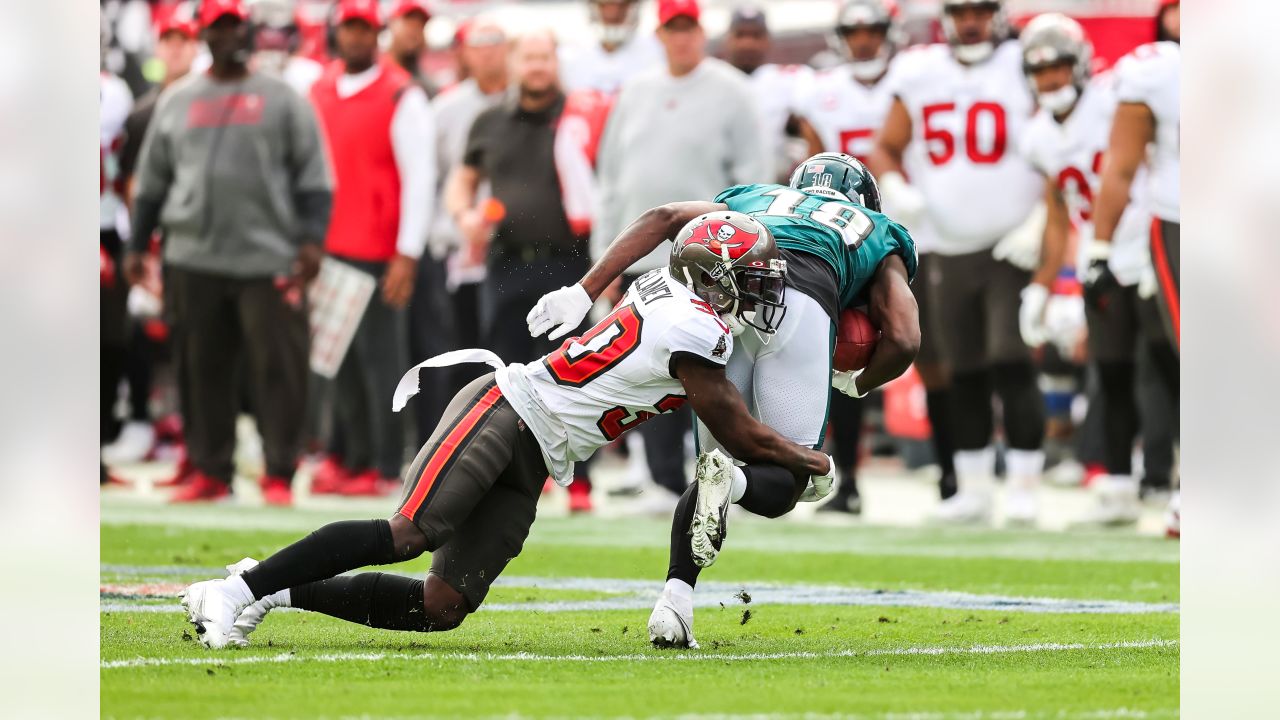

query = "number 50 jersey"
[[495, 268, 732, 486], [716, 183, 917, 311]]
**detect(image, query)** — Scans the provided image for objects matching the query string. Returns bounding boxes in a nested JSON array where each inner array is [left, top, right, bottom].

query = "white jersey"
[[746, 63, 812, 179], [796, 62, 942, 252], [1113, 41, 1179, 223], [283, 55, 325, 97], [496, 268, 732, 485], [884, 42, 1040, 253], [796, 64, 892, 164], [1021, 77, 1150, 286], [559, 33, 664, 95], [100, 72, 134, 231]]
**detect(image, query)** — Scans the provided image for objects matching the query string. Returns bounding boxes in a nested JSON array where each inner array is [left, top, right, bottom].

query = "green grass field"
[[101, 498, 1179, 719]]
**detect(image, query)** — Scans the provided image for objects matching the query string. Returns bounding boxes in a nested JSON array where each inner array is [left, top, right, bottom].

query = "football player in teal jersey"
[[528, 152, 920, 648]]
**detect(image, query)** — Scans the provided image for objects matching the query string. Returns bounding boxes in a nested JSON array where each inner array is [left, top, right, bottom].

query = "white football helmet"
[[941, 0, 1009, 64], [831, 0, 903, 82]]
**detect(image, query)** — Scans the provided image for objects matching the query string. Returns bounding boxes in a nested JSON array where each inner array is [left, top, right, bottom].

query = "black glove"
[[1080, 239, 1118, 311]]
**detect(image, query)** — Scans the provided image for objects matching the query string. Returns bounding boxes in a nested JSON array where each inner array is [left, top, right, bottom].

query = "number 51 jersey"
[[495, 268, 732, 486]]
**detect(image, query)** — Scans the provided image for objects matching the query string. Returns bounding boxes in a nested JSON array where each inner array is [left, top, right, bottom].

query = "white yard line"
[[101, 638, 1177, 670], [99, 572, 1179, 615]]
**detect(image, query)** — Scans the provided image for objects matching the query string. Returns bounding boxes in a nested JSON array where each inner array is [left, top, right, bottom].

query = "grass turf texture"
[[101, 503, 1179, 719]]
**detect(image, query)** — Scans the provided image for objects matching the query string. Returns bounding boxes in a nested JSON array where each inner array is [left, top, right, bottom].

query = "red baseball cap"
[[658, 0, 700, 26], [198, 0, 247, 28], [334, 0, 383, 27], [156, 2, 199, 39], [391, 0, 432, 22]]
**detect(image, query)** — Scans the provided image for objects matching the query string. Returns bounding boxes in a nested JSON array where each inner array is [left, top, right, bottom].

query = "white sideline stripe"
[[99, 571, 1179, 616], [101, 638, 1176, 670]]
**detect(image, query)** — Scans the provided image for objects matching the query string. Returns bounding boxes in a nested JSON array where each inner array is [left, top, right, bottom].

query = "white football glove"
[[992, 201, 1047, 271], [1018, 283, 1050, 348], [831, 368, 867, 398], [878, 171, 926, 227], [526, 283, 592, 340], [798, 454, 837, 503]]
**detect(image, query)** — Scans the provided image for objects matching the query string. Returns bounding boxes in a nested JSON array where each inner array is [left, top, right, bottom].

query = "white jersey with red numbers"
[[1113, 41, 1179, 223], [559, 33, 664, 96], [795, 64, 892, 165], [797, 62, 942, 253], [496, 268, 732, 485], [1021, 76, 1151, 286], [884, 41, 1040, 254], [746, 63, 813, 177], [100, 72, 134, 231]]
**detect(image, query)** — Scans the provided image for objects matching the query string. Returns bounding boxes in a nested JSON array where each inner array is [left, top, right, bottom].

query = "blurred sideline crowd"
[[99, 0, 1180, 534]]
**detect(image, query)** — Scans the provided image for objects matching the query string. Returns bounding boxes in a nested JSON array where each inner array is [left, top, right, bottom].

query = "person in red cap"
[[102, 2, 203, 473], [126, 0, 333, 505], [387, 0, 433, 93], [591, 0, 768, 507], [308, 0, 436, 497]]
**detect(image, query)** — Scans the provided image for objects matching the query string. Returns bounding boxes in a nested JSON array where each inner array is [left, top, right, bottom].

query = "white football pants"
[[697, 289, 834, 456]]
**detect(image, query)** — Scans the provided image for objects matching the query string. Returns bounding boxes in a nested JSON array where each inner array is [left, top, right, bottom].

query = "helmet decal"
[[686, 219, 761, 262]]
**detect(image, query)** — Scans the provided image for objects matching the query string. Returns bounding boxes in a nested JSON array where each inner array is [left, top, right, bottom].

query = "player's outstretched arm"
[[579, 201, 727, 300], [855, 254, 920, 393], [674, 357, 830, 480]]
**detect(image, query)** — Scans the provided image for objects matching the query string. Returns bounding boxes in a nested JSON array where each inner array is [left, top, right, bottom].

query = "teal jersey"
[[714, 183, 918, 309]]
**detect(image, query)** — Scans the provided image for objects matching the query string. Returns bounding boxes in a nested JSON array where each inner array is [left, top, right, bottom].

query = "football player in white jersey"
[[177, 212, 835, 650], [870, 0, 1046, 525], [1017, 14, 1165, 527], [559, 0, 664, 95], [797, 0, 959, 512], [1085, 1, 1180, 537], [721, 5, 822, 182]]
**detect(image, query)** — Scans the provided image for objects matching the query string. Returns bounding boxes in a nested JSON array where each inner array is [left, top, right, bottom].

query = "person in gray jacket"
[[125, 0, 332, 505], [591, 0, 768, 500]]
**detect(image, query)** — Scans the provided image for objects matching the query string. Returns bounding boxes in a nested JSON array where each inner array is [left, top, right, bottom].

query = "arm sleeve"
[[129, 102, 174, 253], [713, 184, 755, 204], [390, 86, 435, 259], [118, 106, 149, 182], [285, 88, 333, 243]]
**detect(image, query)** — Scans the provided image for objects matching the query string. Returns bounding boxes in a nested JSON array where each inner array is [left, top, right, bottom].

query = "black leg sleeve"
[[990, 362, 1046, 451], [291, 572, 437, 632], [950, 370, 995, 451], [925, 389, 957, 478], [827, 394, 864, 498], [1096, 361, 1138, 475], [666, 482, 702, 587], [737, 464, 802, 519], [242, 519, 399, 599]]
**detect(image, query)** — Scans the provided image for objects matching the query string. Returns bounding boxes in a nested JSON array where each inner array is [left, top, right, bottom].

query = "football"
[[833, 307, 880, 372]]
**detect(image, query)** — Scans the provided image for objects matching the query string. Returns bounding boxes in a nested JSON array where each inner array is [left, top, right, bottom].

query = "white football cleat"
[[689, 450, 733, 568], [1071, 476, 1140, 528], [1164, 491, 1180, 539], [101, 421, 156, 465], [180, 578, 252, 649], [648, 592, 698, 649], [930, 491, 992, 525], [1004, 486, 1039, 526]]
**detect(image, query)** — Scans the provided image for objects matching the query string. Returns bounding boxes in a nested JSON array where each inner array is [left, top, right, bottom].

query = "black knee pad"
[[990, 362, 1045, 450], [949, 371, 994, 450]]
